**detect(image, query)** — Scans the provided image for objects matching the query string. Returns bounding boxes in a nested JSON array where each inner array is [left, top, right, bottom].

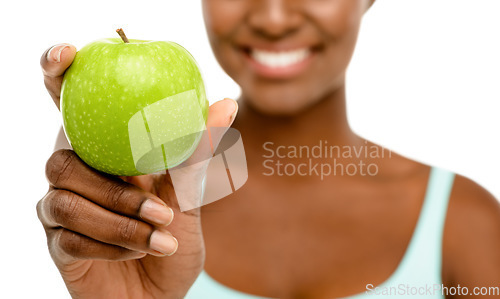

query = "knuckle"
[[49, 190, 82, 226], [58, 230, 85, 257], [101, 182, 131, 211], [116, 217, 139, 246], [46, 149, 78, 187], [36, 197, 45, 223]]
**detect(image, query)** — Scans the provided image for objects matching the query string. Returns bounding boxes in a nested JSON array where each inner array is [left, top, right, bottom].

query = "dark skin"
[[203, 97, 433, 297], [200, 1, 500, 296], [38, 0, 500, 298]]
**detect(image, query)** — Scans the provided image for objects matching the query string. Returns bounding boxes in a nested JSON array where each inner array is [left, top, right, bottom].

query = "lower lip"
[[242, 50, 315, 80]]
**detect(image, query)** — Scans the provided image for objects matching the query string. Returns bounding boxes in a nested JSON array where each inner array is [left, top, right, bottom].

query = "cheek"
[[308, 0, 364, 82], [307, 0, 364, 36], [202, 0, 247, 77], [202, 0, 246, 42]]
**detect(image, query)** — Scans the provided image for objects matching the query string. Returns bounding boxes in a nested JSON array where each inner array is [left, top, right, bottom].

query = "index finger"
[[46, 150, 174, 227], [40, 43, 77, 109]]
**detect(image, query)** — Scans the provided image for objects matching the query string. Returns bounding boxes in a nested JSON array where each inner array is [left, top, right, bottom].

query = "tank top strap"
[[384, 166, 456, 287]]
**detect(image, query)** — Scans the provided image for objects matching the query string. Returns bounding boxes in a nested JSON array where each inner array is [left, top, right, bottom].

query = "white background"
[[0, 0, 498, 298]]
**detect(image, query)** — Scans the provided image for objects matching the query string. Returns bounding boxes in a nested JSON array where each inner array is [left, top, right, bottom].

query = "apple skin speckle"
[[60, 38, 208, 176]]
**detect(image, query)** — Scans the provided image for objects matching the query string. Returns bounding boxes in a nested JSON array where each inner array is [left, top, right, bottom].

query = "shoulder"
[[442, 173, 500, 291]]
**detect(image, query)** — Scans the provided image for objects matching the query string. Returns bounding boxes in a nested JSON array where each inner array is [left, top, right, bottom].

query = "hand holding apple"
[[60, 29, 209, 176], [39, 40, 238, 298]]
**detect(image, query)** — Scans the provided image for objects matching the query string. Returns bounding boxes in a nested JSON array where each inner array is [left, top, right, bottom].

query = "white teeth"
[[251, 48, 310, 68]]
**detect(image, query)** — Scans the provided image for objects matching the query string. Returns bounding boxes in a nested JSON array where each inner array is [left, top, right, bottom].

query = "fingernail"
[[47, 43, 70, 63], [229, 99, 239, 124], [140, 198, 174, 226], [150, 231, 178, 256]]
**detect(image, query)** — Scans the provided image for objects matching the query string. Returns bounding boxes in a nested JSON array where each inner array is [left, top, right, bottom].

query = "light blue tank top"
[[186, 167, 455, 299]]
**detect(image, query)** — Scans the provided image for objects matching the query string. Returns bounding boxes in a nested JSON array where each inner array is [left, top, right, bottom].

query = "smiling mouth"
[[240, 46, 316, 79], [250, 48, 311, 69]]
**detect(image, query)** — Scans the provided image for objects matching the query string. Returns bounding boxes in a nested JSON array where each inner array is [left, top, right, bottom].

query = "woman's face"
[[202, 0, 373, 115]]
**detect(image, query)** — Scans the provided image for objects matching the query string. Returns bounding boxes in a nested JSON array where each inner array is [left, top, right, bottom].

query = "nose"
[[247, 0, 303, 39]]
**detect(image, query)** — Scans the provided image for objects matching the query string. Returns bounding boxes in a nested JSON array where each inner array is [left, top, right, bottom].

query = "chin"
[[245, 93, 314, 116], [242, 81, 328, 116]]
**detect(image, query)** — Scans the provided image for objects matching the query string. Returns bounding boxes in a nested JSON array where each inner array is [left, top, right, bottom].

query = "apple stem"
[[116, 28, 130, 43]]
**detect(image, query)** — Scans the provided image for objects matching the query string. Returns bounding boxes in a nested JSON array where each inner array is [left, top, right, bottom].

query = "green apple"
[[61, 30, 208, 176]]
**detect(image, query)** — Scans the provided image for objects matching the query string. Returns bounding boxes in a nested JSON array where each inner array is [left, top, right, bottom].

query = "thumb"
[[206, 98, 238, 130], [206, 98, 238, 152]]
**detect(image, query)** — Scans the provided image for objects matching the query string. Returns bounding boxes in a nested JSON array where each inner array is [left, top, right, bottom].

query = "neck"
[[234, 85, 362, 148]]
